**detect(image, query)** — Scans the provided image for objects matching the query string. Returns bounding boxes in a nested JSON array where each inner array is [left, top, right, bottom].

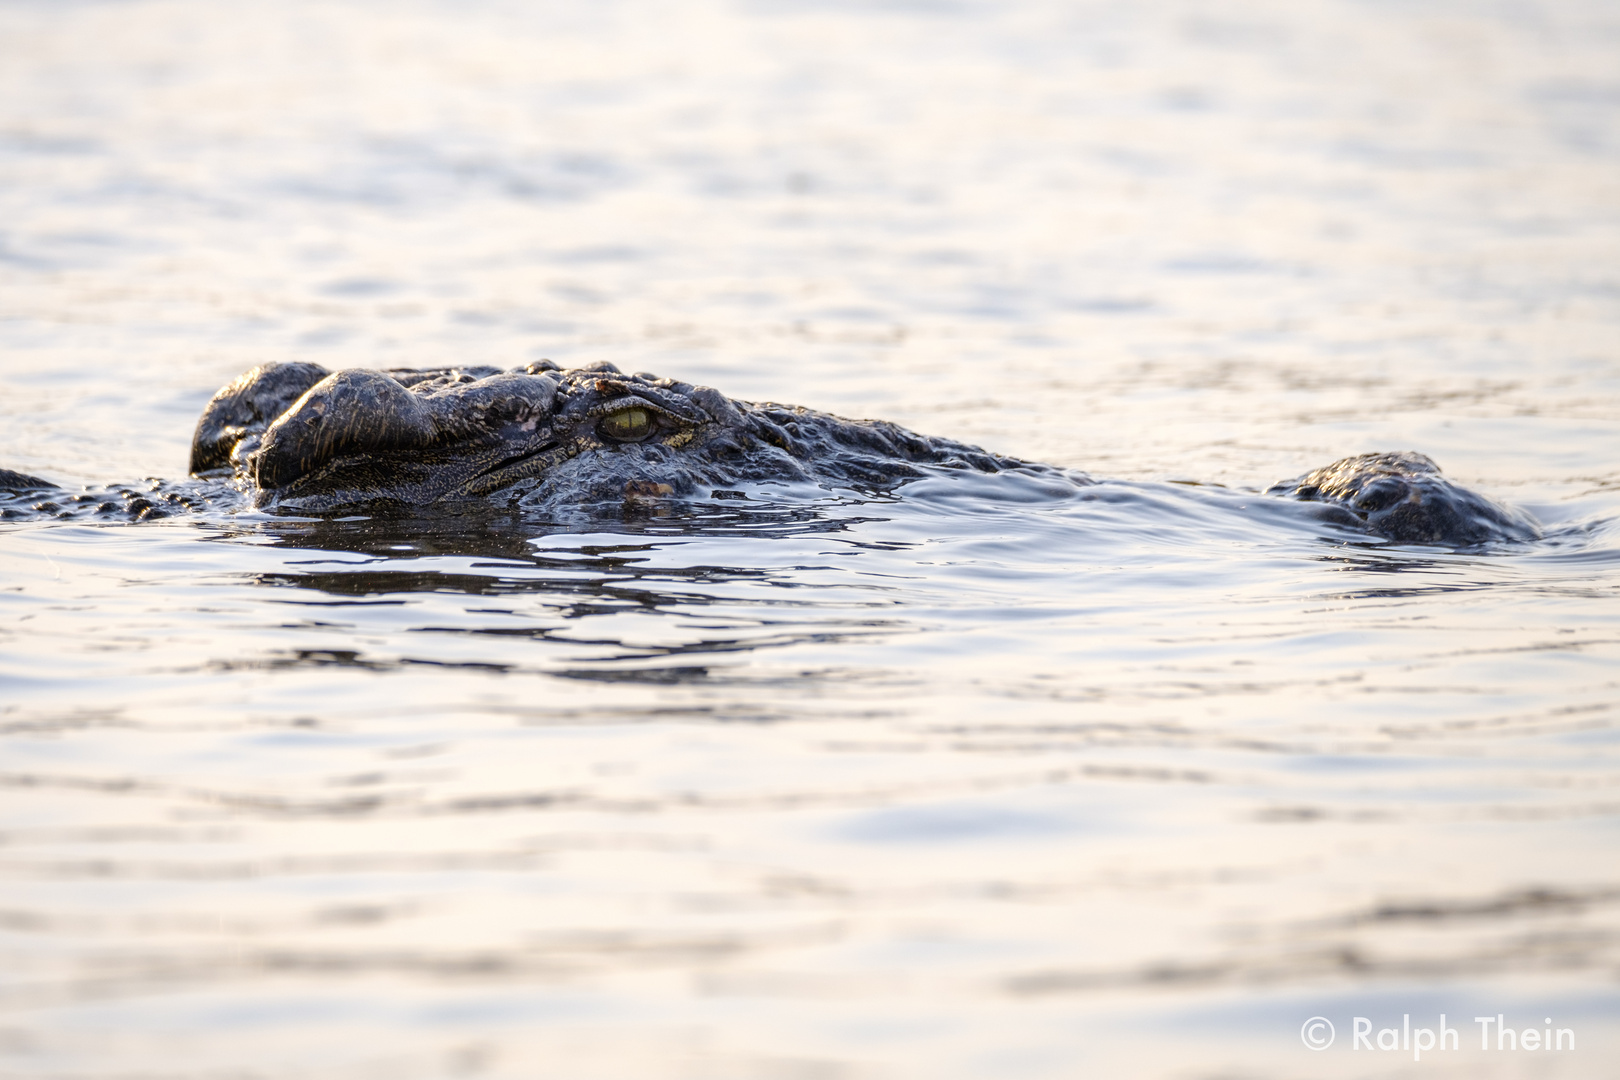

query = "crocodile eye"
[[598, 407, 653, 443]]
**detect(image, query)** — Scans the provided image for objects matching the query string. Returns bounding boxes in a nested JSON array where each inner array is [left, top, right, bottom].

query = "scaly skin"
[[1265, 451, 1540, 545], [1, 361, 1540, 545], [193, 359, 1023, 513]]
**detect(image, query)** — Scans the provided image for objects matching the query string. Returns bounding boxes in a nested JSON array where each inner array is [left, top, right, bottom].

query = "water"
[[2, 0, 1619, 1076]]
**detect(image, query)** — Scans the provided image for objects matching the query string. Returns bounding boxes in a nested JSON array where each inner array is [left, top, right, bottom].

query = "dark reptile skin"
[[1, 362, 1540, 546]]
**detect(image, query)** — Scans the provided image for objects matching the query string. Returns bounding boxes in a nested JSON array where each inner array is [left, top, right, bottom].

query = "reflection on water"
[[2, 0, 1620, 1076], [3, 485, 1617, 1076]]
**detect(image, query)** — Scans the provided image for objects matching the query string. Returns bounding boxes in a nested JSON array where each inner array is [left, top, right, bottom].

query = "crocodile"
[[0, 360, 1541, 546]]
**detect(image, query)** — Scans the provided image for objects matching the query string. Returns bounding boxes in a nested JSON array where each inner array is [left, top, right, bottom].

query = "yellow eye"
[[599, 407, 653, 442]]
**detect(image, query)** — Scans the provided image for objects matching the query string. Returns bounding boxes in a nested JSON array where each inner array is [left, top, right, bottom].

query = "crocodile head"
[[189, 360, 998, 513]]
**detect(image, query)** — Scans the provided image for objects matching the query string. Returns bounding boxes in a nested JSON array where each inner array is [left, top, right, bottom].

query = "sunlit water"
[[2, 1, 1619, 1077]]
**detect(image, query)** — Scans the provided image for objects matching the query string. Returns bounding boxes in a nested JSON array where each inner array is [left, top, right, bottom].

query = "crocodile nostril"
[[253, 370, 434, 489]]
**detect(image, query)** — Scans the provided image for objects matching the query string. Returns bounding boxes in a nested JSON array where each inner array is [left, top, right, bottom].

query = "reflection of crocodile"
[[2, 360, 1540, 545]]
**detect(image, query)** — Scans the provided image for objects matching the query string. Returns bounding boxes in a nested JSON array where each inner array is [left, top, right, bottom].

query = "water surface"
[[2, 0, 1618, 1076]]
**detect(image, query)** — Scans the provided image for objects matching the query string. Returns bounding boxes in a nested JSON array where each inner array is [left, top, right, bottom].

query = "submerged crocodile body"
[[1, 360, 1540, 546]]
